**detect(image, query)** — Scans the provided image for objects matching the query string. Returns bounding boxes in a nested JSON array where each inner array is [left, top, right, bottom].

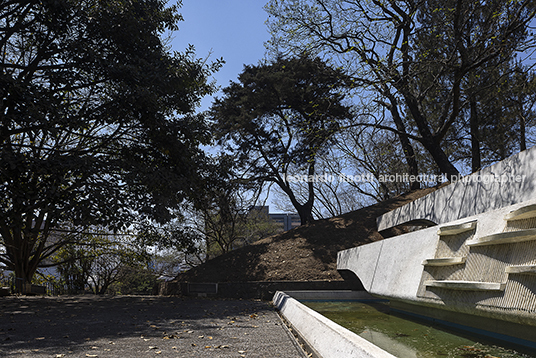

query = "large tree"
[[0, 0, 219, 288], [457, 60, 536, 172], [266, 0, 536, 178], [211, 56, 353, 225]]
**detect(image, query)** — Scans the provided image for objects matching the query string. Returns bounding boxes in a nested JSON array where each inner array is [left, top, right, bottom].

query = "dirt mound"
[[176, 188, 437, 283]]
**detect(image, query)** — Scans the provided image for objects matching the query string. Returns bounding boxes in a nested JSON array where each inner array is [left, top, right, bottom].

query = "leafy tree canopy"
[[210, 56, 354, 224], [0, 0, 220, 284]]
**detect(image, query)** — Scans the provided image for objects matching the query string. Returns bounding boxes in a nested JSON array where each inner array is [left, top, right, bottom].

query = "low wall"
[[280, 290, 375, 300], [273, 291, 396, 358], [159, 280, 362, 300]]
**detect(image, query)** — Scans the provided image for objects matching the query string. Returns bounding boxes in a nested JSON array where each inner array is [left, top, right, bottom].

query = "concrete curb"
[[278, 290, 375, 300], [272, 291, 396, 358]]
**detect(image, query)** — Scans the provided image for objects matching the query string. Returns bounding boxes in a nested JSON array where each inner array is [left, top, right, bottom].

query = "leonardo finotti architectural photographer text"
[[283, 173, 526, 184]]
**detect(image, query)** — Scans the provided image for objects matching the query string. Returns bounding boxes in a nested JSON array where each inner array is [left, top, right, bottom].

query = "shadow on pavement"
[[0, 295, 305, 358]]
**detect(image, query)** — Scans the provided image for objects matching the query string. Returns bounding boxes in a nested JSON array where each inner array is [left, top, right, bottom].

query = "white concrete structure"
[[377, 146, 536, 231], [337, 226, 439, 302], [338, 147, 536, 346], [339, 199, 536, 309], [273, 291, 396, 358]]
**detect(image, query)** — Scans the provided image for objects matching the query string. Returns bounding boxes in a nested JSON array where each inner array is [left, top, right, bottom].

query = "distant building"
[[252, 206, 301, 232]]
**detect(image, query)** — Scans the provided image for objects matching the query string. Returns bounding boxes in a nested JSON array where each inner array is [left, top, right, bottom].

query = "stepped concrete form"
[[338, 146, 536, 347]]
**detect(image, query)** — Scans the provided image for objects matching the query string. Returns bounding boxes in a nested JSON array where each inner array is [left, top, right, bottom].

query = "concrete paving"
[[0, 295, 307, 358]]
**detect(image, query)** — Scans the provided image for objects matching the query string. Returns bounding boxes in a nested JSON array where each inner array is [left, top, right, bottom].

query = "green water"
[[303, 300, 535, 358]]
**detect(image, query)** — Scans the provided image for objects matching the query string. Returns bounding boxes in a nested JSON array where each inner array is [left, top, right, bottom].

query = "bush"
[[107, 266, 159, 295]]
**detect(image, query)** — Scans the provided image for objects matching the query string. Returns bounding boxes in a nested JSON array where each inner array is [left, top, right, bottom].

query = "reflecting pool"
[[303, 300, 535, 358]]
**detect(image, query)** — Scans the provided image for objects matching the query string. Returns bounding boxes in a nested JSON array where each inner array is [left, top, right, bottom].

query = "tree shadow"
[[0, 295, 281, 356]]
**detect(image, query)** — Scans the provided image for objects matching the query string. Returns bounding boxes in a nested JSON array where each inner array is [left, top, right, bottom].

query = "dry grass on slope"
[[176, 187, 438, 283]]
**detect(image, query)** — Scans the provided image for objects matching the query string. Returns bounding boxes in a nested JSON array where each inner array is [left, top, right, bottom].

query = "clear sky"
[[170, 0, 271, 110], [169, 1, 284, 210]]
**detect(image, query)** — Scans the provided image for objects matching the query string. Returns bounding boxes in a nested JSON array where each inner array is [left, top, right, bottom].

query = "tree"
[[335, 127, 418, 202], [458, 60, 536, 172], [411, 1, 536, 172], [0, 0, 219, 289], [52, 232, 151, 295], [266, 0, 536, 178], [180, 155, 280, 259], [210, 56, 353, 225], [199, 194, 280, 259], [87, 240, 150, 295], [52, 239, 93, 294], [506, 65, 536, 152]]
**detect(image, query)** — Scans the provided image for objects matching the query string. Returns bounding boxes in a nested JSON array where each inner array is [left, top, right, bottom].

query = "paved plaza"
[[0, 295, 306, 358]]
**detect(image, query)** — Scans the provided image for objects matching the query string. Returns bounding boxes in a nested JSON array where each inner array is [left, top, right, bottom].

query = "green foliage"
[[53, 243, 93, 294], [0, 0, 220, 284], [204, 203, 280, 259], [107, 265, 158, 296], [0, 269, 13, 290], [47, 232, 151, 294], [210, 56, 354, 224], [135, 217, 205, 266], [183, 156, 280, 259]]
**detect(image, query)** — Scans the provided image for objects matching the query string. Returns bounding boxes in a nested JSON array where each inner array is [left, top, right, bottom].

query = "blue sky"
[[169, 1, 284, 210], [171, 0, 271, 110]]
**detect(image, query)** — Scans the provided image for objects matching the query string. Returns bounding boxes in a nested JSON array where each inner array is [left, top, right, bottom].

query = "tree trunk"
[[13, 261, 35, 294], [470, 100, 481, 173], [278, 164, 315, 226], [1, 231, 37, 293], [402, 94, 460, 179], [1, 213, 51, 293], [296, 203, 315, 225], [520, 111, 527, 151], [384, 90, 420, 190]]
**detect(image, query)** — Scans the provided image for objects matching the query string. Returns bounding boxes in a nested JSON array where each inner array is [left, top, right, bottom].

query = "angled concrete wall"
[[377, 146, 536, 232], [337, 226, 438, 301], [339, 199, 536, 345]]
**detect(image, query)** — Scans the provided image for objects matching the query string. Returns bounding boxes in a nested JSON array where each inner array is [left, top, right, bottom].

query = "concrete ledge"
[[425, 280, 506, 291], [505, 204, 536, 221], [466, 228, 536, 246], [437, 220, 477, 236], [273, 291, 396, 358], [283, 290, 376, 300], [422, 257, 466, 266], [505, 265, 536, 275]]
